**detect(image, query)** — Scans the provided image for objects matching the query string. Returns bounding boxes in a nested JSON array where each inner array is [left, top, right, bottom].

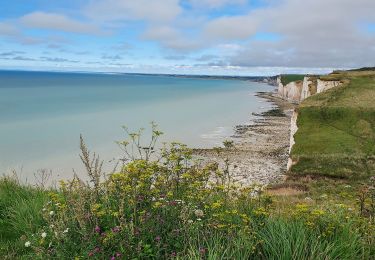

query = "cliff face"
[[277, 75, 341, 103], [300, 77, 317, 101], [277, 78, 303, 102], [287, 110, 299, 171]]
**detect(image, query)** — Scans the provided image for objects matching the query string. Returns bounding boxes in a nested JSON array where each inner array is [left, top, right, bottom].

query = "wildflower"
[[197, 218, 202, 221], [88, 252, 94, 257], [155, 236, 161, 242], [194, 209, 204, 218], [250, 191, 259, 198], [41, 232, 47, 238], [344, 185, 351, 188], [187, 220, 194, 224], [48, 242, 52, 248], [25, 241, 31, 247], [50, 224, 55, 228], [304, 197, 313, 202], [94, 226, 101, 233], [63, 228, 69, 234], [42, 208, 47, 212], [116, 252, 122, 257], [199, 248, 206, 255], [94, 247, 101, 253], [111, 257, 115, 260], [112, 226, 120, 233], [49, 211, 55, 216]]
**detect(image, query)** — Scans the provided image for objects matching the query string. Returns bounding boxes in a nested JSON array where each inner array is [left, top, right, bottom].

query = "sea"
[[0, 70, 273, 181]]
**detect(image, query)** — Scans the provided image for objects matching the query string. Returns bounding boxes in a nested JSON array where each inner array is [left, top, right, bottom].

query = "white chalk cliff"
[[277, 76, 341, 103]]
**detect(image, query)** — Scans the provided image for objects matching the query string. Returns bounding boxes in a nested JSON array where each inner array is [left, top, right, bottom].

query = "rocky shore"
[[193, 91, 295, 186]]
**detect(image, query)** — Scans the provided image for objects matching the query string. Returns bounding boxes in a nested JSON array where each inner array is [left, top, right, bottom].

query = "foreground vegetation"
[[0, 124, 374, 259], [290, 70, 375, 178]]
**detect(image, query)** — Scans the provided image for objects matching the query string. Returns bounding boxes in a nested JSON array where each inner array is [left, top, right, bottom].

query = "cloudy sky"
[[0, 0, 374, 75]]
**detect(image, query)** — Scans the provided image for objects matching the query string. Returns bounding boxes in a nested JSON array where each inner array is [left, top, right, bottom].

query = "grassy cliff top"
[[301, 70, 375, 109], [291, 69, 375, 179], [280, 74, 305, 85]]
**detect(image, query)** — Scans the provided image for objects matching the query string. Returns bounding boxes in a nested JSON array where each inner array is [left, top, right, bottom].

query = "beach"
[[193, 91, 296, 186]]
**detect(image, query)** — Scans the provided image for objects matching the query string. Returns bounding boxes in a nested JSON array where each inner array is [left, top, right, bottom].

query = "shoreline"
[[192, 90, 296, 186]]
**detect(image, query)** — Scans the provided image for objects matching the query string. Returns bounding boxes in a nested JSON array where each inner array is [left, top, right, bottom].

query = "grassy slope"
[[0, 177, 47, 257], [290, 71, 375, 178], [280, 74, 305, 85]]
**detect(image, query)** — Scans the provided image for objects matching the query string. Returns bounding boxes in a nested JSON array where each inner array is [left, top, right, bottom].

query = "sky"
[[0, 0, 374, 76]]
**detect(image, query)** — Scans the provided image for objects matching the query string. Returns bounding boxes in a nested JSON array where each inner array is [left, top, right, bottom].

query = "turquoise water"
[[0, 71, 273, 180]]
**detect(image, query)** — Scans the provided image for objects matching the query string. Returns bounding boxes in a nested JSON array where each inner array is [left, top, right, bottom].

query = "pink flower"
[[112, 226, 120, 233], [116, 252, 122, 257], [155, 236, 161, 242], [200, 248, 206, 255], [94, 247, 101, 253], [110, 257, 115, 260], [94, 226, 101, 233], [88, 252, 94, 257]]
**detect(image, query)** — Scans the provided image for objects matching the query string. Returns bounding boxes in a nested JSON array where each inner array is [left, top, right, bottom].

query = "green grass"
[[0, 177, 48, 257], [290, 72, 375, 178], [280, 74, 305, 85]]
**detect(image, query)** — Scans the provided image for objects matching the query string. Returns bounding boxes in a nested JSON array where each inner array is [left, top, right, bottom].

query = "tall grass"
[[0, 176, 48, 257]]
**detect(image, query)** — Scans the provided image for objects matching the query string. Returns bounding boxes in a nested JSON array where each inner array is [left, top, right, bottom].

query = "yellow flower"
[[211, 201, 223, 209], [153, 202, 163, 208]]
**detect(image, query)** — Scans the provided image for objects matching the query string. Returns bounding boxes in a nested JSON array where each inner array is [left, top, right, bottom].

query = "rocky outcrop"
[[300, 77, 317, 101]]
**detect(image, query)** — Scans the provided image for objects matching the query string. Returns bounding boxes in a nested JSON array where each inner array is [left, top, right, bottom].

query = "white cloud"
[[0, 22, 19, 36], [84, 0, 182, 23], [20, 12, 100, 34], [143, 25, 201, 51], [204, 15, 258, 40], [203, 0, 375, 67]]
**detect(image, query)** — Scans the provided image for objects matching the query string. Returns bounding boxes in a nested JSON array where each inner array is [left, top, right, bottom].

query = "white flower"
[[187, 220, 194, 224], [304, 197, 313, 201], [48, 242, 52, 248], [63, 228, 69, 234], [42, 208, 47, 212], [25, 241, 31, 247], [197, 218, 202, 221], [49, 211, 55, 216], [50, 224, 55, 228], [194, 209, 204, 218], [250, 191, 259, 198], [41, 232, 47, 238]]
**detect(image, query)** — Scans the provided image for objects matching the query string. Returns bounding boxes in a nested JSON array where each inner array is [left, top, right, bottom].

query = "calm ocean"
[[0, 70, 273, 180]]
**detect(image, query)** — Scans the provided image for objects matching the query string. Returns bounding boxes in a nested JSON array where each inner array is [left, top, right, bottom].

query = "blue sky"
[[0, 0, 374, 75]]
